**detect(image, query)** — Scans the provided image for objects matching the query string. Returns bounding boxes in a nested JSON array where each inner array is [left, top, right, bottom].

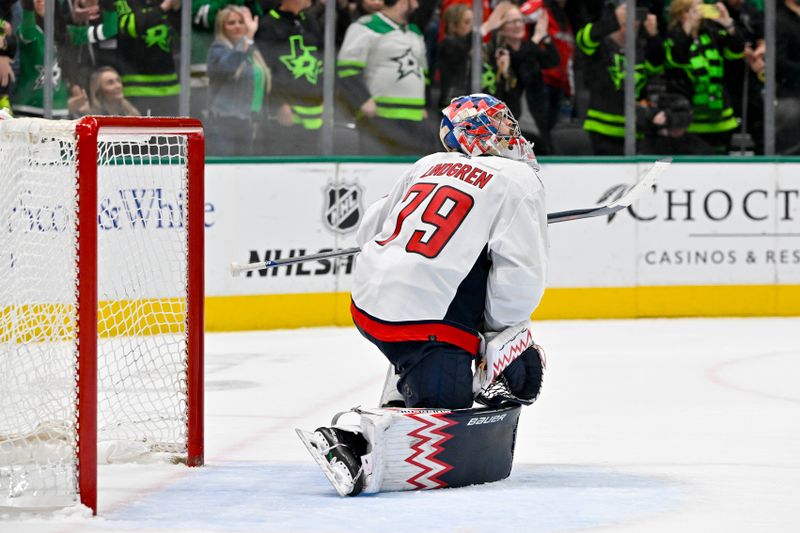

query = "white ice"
[[3, 317, 800, 532]]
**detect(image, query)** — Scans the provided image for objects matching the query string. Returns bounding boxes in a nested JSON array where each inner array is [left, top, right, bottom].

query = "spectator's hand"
[[750, 55, 765, 77], [643, 13, 658, 36], [160, 0, 179, 11], [746, 39, 766, 77], [277, 103, 295, 126], [360, 98, 377, 118], [714, 2, 734, 30], [495, 48, 510, 77], [72, 0, 100, 23], [482, 1, 512, 36], [744, 42, 754, 60], [242, 7, 258, 39], [531, 10, 549, 44], [753, 40, 766, 62], [652, 110, 667, 127], [1, 20, 11, 35], [68, 85, 89, 116], [0, 56, 14, 86]]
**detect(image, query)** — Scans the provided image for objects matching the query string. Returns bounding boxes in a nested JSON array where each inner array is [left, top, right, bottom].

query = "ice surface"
[[2, 318, 799, 532]]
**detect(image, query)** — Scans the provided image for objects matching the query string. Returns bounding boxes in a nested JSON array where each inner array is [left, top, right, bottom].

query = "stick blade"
[[606, 158, 670, 210]]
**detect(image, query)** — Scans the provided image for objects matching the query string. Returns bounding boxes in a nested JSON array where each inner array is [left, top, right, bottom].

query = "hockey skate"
[[295, 427, 365, 497]]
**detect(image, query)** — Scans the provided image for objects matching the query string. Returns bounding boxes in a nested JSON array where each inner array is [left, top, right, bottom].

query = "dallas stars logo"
[[390, 47, 421, 80], [144, 23, 172, 53], [279, 35, 322, 84], [481, 62, 497, 95], [33, 63, 62, 91]]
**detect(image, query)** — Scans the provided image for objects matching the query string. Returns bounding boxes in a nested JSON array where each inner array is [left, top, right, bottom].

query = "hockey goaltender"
[[297, 94, 547, 496]]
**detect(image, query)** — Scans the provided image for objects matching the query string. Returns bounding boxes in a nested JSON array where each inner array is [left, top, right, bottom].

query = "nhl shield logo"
[[323, 182, 362, 234]]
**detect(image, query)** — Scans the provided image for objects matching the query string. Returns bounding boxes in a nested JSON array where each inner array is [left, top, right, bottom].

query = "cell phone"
[[636, 6, 649, 22], [699, 3, 720, 18]]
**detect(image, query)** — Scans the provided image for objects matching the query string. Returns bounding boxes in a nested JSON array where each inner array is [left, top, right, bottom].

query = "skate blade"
[[295, 428, 352, 497]]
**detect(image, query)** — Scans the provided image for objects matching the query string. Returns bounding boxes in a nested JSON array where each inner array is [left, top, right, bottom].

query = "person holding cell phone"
[[488, 4, 560, 149], [663, 0, 745, 154], [575, 0, 663, 155]]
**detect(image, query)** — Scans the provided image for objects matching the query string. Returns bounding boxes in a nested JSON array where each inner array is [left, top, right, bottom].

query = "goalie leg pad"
[[357, 404, 522, 494]]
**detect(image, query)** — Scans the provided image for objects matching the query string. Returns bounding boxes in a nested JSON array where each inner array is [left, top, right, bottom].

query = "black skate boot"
[[296, 426, 365, 496]]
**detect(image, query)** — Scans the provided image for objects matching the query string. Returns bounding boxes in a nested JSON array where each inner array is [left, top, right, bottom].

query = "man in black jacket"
[[575, 1, 663, 155]]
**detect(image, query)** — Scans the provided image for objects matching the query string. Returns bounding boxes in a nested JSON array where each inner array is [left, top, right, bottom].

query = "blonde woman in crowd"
[[206, 4, 271, 156], [87, 66, 141, 116], [437, 4, 474, 108]]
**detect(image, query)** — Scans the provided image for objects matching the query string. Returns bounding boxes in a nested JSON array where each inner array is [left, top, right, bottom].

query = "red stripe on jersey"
[[350, 301, 480, 356]]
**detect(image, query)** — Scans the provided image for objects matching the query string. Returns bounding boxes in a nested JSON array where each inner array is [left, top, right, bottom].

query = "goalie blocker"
[[297, 403, 522, 496]]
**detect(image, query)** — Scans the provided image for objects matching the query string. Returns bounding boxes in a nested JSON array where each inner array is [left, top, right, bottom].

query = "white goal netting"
[[0, 118, 193, 510]]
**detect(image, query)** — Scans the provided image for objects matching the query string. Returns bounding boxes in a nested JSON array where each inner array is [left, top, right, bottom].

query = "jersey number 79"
[[376, 183, 475, 258]]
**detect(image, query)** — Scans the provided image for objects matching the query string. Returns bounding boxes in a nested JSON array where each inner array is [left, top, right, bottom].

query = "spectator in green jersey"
[[664, 0, 744, 154], [575, 0, 663, 155], [116, 0, 182, 116], [14, 0, 70, 117]]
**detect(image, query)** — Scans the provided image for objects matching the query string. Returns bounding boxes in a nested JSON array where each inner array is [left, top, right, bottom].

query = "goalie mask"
[[439, 94, 539, 170]]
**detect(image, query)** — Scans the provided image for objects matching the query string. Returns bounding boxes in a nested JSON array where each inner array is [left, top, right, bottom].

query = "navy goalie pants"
[[356, 327, 475, 410]]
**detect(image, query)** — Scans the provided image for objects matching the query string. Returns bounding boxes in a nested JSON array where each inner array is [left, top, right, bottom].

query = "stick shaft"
[[232, 204, 621, 273], [232, 160, 667, 273], [263, 247, 360, 267]]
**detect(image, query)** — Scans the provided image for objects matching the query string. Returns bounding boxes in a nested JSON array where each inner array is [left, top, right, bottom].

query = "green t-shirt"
[[14, 10, 69, 117]]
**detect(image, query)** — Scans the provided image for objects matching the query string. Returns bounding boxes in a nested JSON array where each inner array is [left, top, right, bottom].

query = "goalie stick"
[[547, 158, 669, 223], [230, 158, 670, 276]]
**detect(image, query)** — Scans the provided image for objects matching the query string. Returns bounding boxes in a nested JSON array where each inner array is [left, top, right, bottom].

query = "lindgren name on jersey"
[[419, 162, 494, 189]]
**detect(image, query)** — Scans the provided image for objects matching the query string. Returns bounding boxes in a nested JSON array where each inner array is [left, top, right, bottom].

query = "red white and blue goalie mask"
[[439, 94, 539, 170]]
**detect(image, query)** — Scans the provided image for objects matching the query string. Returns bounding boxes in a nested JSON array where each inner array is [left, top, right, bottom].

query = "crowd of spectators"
[[0, 0, 797, 156]]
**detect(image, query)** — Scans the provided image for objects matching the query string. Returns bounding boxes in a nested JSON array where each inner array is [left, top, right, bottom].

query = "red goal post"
[[0, 116, 205, 514]]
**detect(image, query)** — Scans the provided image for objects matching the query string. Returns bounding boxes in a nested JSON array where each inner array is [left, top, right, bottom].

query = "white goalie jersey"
[[350, 151, 548, 355]]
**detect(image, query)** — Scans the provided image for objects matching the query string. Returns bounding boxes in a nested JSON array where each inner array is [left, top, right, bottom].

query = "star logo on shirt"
[[33, 63, 62, 91], [390, 47, 421, 80], [481, 62, 497, 94], [279, 35, 322, 85]]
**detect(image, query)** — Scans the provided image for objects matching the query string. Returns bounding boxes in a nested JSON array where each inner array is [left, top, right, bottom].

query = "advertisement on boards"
[[204, 161, 800, 298], [206, 163, 347, 296]]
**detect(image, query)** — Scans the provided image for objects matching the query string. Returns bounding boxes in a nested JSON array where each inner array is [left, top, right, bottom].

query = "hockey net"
[[0, 117, 204, 513]]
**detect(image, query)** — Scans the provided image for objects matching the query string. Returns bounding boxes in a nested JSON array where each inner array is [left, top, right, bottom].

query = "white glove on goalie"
[[473, 321, 536, 394]]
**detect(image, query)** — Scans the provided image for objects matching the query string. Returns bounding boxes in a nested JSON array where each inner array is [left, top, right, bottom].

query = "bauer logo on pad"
[[323, 181, 363, 234]]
